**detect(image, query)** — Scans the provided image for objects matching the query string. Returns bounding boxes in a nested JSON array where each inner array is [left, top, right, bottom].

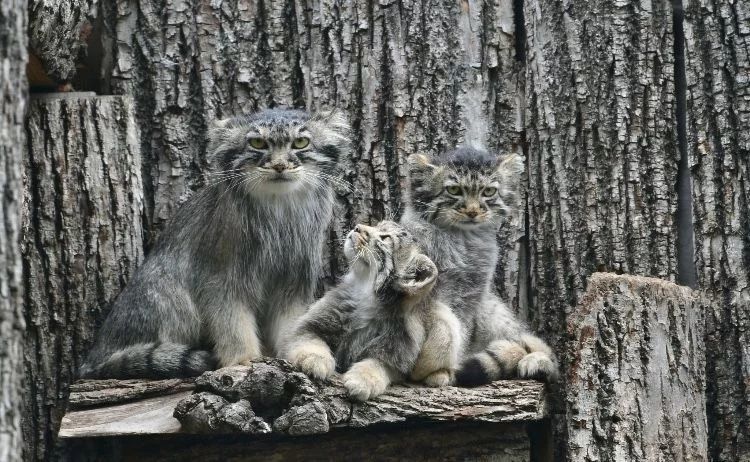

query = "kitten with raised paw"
[[283, 221, 462, 401]]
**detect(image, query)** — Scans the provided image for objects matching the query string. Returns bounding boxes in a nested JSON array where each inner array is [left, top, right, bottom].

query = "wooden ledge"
[[60, 359, 549, 439]]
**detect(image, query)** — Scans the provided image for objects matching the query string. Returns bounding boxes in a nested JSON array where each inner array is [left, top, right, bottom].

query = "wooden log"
[[565, 273, 707, 461], [68, 379, 195, 409], [58, 360, 548, 439], [0, 0, 28, 460], [683, 1, 750, 459], [63, 422, 533, 462], [22, 94, 144, 461]]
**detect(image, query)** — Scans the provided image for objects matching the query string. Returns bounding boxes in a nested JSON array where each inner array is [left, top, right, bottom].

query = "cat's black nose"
[[354, 225, 369, 239], [465, 209, 479, 218], [271, 163, 286, 173]]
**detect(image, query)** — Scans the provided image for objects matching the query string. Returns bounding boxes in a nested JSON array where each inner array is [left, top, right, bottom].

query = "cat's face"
[[344, 220, 437, 298], [407, 147, 523, 230], [207, 109, 349, 195]]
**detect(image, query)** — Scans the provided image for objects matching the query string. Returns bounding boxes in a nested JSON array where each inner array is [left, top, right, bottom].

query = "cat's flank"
[[80, 109, 349, 379], [283, 221, 462, 401], [402, 146, 558, 385]]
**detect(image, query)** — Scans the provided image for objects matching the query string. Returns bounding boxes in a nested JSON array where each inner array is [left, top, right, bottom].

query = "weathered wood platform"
[[60, 360, 551, 461]]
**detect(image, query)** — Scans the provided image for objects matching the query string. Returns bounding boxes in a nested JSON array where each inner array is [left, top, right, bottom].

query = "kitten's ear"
[[408, 153, 441, 176], [396, 254, 438, 296], [308, 108, 351, 144], [207, 118, 232, 146], [494, 153, 524, 182]]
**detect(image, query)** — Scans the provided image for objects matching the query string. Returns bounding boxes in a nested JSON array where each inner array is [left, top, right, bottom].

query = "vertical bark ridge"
[[683, 0, 750, 459], [22, 95, 144, 460], [0, 1, 28, 460]]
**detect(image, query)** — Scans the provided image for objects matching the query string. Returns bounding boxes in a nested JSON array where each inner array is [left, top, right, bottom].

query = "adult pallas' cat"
[[81, 109, 349, 379]]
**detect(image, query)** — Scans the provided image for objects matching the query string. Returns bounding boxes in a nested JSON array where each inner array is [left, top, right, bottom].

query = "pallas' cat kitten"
[[81, 109, 349, 379], [402, 146, 558, 385], [284, 221, 462, 401]]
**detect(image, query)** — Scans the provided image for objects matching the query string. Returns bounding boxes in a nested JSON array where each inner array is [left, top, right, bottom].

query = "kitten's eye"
[[482, 187, 498, 197], [446, 185, 462, 195], [292, 137, 310, 149], [249, 138, 268, 150]]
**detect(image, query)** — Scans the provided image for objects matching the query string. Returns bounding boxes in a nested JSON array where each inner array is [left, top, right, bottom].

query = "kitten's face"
[[207, 109, 349, 196], [408, 147, 523, 230], [344, 220, 437, 298]]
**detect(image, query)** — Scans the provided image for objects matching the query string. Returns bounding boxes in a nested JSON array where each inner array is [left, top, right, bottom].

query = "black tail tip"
[[455, 358, 490, 387]]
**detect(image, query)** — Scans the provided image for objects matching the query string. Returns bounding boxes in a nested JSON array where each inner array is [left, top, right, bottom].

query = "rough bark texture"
[[22, 94, 144, 461], [683, 1, 750, 460], [172, 360, 548, 436], [0, 0, 27, 461], [523, 0, 680, 343], [28, 0, 98, 83], [104, 0, 526, 305], [566, 273, 707, 461]]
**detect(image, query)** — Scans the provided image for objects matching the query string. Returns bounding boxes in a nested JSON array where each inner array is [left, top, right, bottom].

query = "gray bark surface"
[[0, 0, 28, 460], [683, 1, 750, 460], [104, 0, 526, 305], [22, 94, 144, 460], [566, 273, 707, 461], [28, 0, 97, 83], [523, 0, 680, 341]]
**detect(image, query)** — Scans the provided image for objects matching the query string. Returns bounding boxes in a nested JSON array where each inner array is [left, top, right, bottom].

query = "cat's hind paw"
[[518, 352, 558, 382], [287, 342, 336, 380], [421, 369, 454, 387]]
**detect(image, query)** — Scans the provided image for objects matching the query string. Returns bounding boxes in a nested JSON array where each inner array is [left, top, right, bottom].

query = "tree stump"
[[565, 273, 707, 461], [22, 93, 144, 461]]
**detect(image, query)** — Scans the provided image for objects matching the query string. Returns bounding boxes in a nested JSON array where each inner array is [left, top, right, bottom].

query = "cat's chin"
[[248, 178, 305, 196]]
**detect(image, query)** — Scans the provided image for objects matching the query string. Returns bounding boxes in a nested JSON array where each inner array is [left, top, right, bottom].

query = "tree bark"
[[683, 1, 750, 460], [0, 1, 28, 461], [104, 0, 526, 305], [565, 273, 707, 461], [28, 0, 97, 83], [22, 94, 144, 461]]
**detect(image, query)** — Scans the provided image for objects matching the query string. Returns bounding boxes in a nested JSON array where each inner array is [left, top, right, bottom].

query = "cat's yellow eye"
[[249, 138, 268, 150], [482, 187, 498, 197], [292, 137, 310, 149], [446, 185, 462, 195]]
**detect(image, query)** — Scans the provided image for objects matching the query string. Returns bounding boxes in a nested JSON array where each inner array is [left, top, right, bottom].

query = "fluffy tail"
[[79, 342, 217, 379], [456, 335, 558, 386]]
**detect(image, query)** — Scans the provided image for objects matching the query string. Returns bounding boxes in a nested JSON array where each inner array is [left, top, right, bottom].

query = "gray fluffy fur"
[[402, 146, 558, 385], [283, 221, 462, 401], [80, 109, 350, 379]]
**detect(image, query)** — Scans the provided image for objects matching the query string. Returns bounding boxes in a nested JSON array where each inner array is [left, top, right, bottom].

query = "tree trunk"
[[103, 0, 526, 305], [22, 94, 144, 461], [683, 1, 750, 460], [28, 0, 97, 84], [0, 1, 28, 461], [565, 273, 707, 461]]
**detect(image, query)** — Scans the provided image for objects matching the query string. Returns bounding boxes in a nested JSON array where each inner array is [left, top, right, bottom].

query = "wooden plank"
[[59, 391, 191, 438]]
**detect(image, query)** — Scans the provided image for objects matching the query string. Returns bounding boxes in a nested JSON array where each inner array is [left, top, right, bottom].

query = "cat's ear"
[[494, 153, 524, 183], [396, 254, 438, 296], [408, 153, 442, 177], [308, 108, 351, 144]]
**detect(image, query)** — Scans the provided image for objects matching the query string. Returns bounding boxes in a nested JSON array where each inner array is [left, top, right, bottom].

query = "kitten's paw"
[[343, 361, 389, 401], [422, 369, 453, 388], [288, 344, 336, 380], [518, 352, 558, 382]]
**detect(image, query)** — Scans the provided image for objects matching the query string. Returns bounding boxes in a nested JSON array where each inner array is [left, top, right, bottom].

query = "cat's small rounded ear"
[[207, 118, 232, 144], [308, 108, 351, 142], [408, 153, 439, 173], [396, 254, 438, 296], [495, 153, 524, 176]]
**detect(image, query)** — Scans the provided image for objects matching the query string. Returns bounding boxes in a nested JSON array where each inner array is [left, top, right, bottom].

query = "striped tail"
[[456, 335, 558, 386], [79, 342, 217, 379]]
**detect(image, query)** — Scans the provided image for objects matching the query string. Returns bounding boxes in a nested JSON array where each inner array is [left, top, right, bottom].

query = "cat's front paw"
[[287, 343, 336, 380], [343, 360, 389, 401], [422, 369, 454, 387], [518, 352, 558, 382]]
